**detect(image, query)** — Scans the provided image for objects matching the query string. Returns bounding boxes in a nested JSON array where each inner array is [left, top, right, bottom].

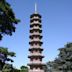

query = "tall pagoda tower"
[[28, 4, 45, 72]]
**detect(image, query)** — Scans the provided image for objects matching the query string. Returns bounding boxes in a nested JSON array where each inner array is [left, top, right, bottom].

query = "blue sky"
[[0, 0, 72, 68]]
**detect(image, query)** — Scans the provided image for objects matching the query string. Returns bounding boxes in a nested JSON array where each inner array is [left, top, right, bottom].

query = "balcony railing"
[[30, 53, 42, 56], [30, 45, 41, 48], [31, 16, 40, 20], [30, 21, 41, 25], [30, 32, 41, 35], [30, 39, 41, 42], [30, 61, 42, 64], [30, 27, 41, 30]]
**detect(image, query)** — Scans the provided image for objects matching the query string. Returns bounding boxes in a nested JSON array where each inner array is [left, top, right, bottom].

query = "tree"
[[43, 64, 48, 72], [0, 0, 20, 71], [13, 68, 20, 72], [20, 66, 28, 72], [46, 43, 72, 72], [0, 47, 15, 70], [2, 64, 13, 72], [55, 43, 72, 72], [45, 61, 58, 72], [0, 0, 20, 40], [2, 64, 20, 72]]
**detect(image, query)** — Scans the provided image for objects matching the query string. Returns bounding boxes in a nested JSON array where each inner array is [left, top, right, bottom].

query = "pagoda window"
[[35, 43, 37, 45], [40, 59, 42, 61], [31, 51, 33, 53], [35, 66, 38, 69], [30, 58, 33, 61], [35, 57, 38, 60], [30, 67, 33, 69], [35, 50, 38, 52], [32, 37, 33, 39], [31, 44, 33, 46], [40, 51, 42, 53], [40, 67, 43, 69]]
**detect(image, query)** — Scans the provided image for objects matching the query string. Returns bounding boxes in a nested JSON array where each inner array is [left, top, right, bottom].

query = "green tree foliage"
[[2, 64, 13, 72], [20, 66, 28, 72], [13, 68, 20, 72], [45, 61, 58, 72], [0, 0, 20, 71], [43, 65, 48, 72], [0, 0, 20, 40], [46, 43, 72, 72], [0, 47, 15, 71], [2, 65, 20, 72], [55, 43, 72, 71]]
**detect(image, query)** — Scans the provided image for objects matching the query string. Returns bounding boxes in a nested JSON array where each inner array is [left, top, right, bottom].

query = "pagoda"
[[28, 4, 45, 72]]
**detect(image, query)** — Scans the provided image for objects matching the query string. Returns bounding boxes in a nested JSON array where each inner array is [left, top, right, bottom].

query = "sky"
[[0, 0, 72, 68]]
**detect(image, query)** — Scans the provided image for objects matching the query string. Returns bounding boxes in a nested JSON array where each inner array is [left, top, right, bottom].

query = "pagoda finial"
[[35, 3, 37, 13]]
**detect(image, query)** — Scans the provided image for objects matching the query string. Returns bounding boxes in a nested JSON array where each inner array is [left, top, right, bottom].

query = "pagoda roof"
[[30, 29, 42, 33], [28, 55, 44, 58], [30, 19, 41, 23], [28, 63, 45, 66], [30, 13, 41, 18], [29, 35, 42, 39], [29, 41, 43, 45], [30, 24, 42, 28], [29, 48, 43, 51]]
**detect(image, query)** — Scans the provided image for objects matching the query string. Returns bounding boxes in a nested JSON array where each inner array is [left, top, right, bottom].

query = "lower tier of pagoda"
[[28, 63, 45, 66]]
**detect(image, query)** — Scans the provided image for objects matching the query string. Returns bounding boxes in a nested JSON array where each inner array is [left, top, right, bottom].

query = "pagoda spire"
[[35, 3, 37, 13]]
